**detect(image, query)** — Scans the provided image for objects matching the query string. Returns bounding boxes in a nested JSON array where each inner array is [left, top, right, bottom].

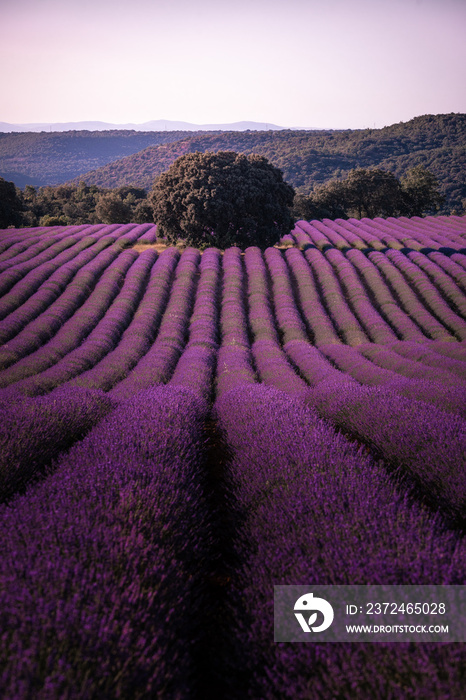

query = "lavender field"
[[0, 215, 465, 699]]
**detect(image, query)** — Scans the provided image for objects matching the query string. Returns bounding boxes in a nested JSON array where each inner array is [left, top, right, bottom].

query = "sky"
[[1, 0, 465, 129]]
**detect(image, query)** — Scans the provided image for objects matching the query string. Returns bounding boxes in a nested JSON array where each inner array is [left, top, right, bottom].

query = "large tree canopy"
[[149, 151, 295, 249]]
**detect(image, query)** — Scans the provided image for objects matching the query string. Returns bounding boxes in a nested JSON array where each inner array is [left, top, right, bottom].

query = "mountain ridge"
[[0, 119, 309, 133]]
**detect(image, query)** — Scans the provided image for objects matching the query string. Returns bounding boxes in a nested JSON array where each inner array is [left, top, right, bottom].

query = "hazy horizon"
[[1, 0, 465, 130]]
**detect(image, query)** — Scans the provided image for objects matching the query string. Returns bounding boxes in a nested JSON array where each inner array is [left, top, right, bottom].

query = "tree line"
[[61, 114, 465, 214], [0, 180, 153, 229], [1, 114, 464, 214], [0, 160, 445, 235]]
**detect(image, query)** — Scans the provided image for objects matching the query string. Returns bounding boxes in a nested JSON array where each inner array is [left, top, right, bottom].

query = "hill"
[[0, 130, 200, 186], [67, 113, 466, 214], [1, 114, 465, 213]]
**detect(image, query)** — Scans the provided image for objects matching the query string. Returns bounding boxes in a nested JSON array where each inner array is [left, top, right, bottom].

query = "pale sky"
[[1, 0, 465, 129]]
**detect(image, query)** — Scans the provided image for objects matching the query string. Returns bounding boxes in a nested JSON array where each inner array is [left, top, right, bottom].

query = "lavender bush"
[[0, 386, 114, 501], [214, 384, 465, 699], [0, 385, 212, 699]]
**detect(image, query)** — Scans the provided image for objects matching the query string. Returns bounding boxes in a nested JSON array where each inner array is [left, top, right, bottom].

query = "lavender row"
[[0, 227, 84, 264], [214, 385, 465, 699], [0, 236, 83, 297], [385, 248, 466, 340], [0, 224, 125, 302], [367, 250, 454, 340], [0, 227, 83, 272], [62, 247, 179, 396], [244, 246, 279, 342], [329, 218, 388, 250], [396, 215, 466, 249], [0, 238, 113, 343], [0, 224, 112, 254], [108, 248, 200, 399], [308, 379, 466, 526], [136, 224, 158, 243], [0, 224, 121, 279], [358, 342, 465, 387], [215, 249, 315, 399], [344, 248, 428, 341], [357, 343, 466, 417], [317, 343, 466, 416], [0, 250, 140, 386], [320, 218, 369, 250], [0, 225, 109, 263], [451, 251, 466, 272], [0, 386, 211, 698], [0, 226, 62, 252], [293, 220, 332, 250], [0, 386, 114, 502], [244, 247, 310, 399], [110, 222, 154, 246], [365, 215, 465, 250], [298, 217, 399, 251], [427, 250, 466, 292], [409, 248, 466, 310], [0, 244, 124, 375], [324, 247, 399, 343], [262, 249, 361, 389], [284, 247, 342, 345], [169, 248, 221, 402], [346, 217, 404, 249], [263, 247, 308, 344], [303, 246, 369, 345], [220, 247, 250, 348], [215, 247, 257, 397], [0, 235, 100, 324], [368, 217, 426, 251], [389, 339, 466, 380], [393, 216, 462, 249], [11, 251, 157, 396], [315, 218, 367, 249], [423, 338, 466, 363]]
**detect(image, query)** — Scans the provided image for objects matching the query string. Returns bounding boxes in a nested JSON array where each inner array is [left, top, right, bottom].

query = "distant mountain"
[[0, 119, 303, 133]]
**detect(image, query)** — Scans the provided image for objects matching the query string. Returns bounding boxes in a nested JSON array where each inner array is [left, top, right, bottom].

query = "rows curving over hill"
[[0, 215, 465, 698]]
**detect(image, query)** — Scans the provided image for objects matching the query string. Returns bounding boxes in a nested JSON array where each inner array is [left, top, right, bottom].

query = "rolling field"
[[0, 215, 465, 698]]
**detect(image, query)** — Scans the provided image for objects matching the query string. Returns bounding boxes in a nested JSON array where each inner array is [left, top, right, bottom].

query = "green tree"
[[149, 151, 295, 249], [293, 180, 348, 221], [0, 178, 24, 228], [342, 168, 407, 218], [95, 192, 132, 224], [400, 165, 444, 216], [292, 168, 413, 221], [132, 199, 154, 223], [39, 214, 69, 226]]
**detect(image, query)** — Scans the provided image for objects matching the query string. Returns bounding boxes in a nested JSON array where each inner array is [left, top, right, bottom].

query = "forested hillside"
[[0, 130, 199, 187], [1, 114, 465, 214], [67, 114, 466, 213]]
